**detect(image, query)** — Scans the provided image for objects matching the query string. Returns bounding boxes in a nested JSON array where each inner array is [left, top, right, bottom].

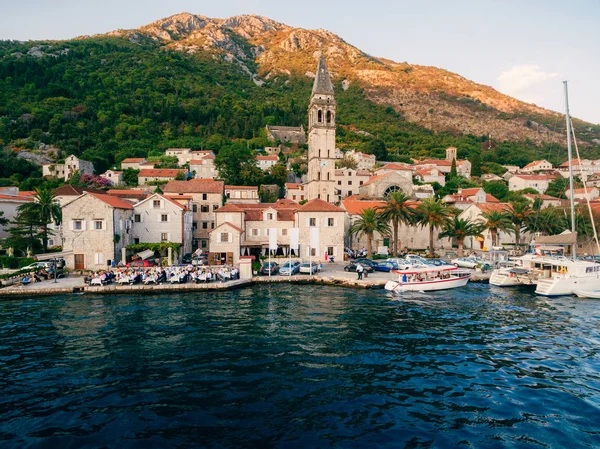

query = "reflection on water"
[[1, 284, 600, 448]]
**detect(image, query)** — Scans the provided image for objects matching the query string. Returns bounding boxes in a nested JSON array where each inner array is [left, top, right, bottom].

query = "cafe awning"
[[35, 251, 73, 261], [136, 249, 155, 260]]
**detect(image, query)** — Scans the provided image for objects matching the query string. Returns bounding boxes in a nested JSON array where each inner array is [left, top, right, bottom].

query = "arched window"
[[326, 111, 331, 124], [384, 185, 401, 198], [318, 110, 323, 123]]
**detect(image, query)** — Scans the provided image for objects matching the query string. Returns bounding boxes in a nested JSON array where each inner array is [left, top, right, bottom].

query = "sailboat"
[[534, 81, 600, 296]]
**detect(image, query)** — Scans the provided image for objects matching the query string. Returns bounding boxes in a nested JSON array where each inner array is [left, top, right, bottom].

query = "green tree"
[[449, 158, 457, 179], [363, 138, 388, 161], [348, 208, 391, 258], [5, 208, 44, 256], [483, 181, 509, 202], [17, 188, 62, 252], [376, 191, 415, 256], [509, 201, 532, 248], [545, 177, 571, 199], [525, 206, 566, 236], [122, 168, 139, 186], [0, 210, 7, 227], [439, 217, 485, 257], [470, 151, 482, 177], [415, 198, 452, 257], [481, 210, 514, 247]]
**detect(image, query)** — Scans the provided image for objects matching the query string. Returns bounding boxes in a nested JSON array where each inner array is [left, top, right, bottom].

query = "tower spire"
[[312, 55, 334, 96]]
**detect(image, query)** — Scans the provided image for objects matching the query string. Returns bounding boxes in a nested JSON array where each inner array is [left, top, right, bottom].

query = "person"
[[356, 263, 364, 280], [402, 273, 408, 283]]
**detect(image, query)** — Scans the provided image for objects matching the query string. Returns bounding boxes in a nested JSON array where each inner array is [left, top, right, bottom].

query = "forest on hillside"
[[0, 37, 596, 189]]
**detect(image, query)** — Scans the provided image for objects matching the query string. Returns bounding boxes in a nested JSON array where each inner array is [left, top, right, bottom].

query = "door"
[[74, 254, 85, 270]]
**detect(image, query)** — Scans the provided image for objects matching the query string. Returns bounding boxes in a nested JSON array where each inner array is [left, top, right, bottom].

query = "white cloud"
[[497, 64, 561, 98]]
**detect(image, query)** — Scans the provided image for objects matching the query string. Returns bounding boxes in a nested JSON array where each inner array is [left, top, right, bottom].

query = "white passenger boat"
[[384, 265, 471, 293]]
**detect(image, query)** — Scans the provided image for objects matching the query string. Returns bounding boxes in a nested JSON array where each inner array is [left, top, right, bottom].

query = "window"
[[153, 200, 161, 209], [202, 222, 208, 229], [133, 238, 140, 244], [360, 181, 364, 186], [134, 214, 141, 223], [338, 180, 342, 185], [192, 222, 198, 230], [348, 191, 352, 196], [282, 229, 288, 236], [252, 229, 258, 236], [328, 218, 334, 227], [161, 214, 168, 222], [94, 220, 103, 230], [348, 180, 352, 185], [73, 220, 82, 230], [267, 213, 273, 220], [161, 233, 168, 242], [48, 239, 55, 247], [202, 193, 208, 201], [220, 232, 229, 243], [309, 218, 316, 227], [318, 110, 322, 123], [192, 204, 197, 213], [300, 196, 305, 200], [200, 205, 210, 213], [201, 239, 207, 249], [327, 246, 334, 256], [211, 222, 215, 229], [293, 195, 297, 200], [310, 248, 316, 257], [213, 205, 219, 211]]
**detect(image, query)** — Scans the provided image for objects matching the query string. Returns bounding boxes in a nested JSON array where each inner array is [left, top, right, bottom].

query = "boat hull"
[[489, 269, 536, 287], [535, 275, 600, 296], [385, 275, 470, 293], [573, 289, 600, 299]]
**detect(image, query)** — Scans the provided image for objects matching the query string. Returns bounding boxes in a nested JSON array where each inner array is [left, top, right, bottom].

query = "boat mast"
[[564, 81, 576, 259]]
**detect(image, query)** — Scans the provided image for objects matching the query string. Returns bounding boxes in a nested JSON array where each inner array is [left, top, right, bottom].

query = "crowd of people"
[[87, 265, 240, 286]]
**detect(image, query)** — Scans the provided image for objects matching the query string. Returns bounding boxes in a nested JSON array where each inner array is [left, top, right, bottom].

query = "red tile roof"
[[362, 174, 390, 187], [0, 193, 34, 202], [54, 185, 104, 196], [163, 179, 224, 194], [256, 155, 279, 161], [573, 187, 598, 194], [486, 194, 500, 203], [189, 159, 208, 165], [379, 163, 413, 171], [216, 204, 245, 213], [138, 169, 185, 178], [298, 198, 344, 212], [225, 185, 258, 190], [475, 202, 512, 213], [88, 192, 134, 209], [121, 158, 146, 163], [460, 188, 483, 196], [523, 193, 560, 201], [342, 196, 385, 214], [107, 189, 150, 198], [285, 183, 302, 189]]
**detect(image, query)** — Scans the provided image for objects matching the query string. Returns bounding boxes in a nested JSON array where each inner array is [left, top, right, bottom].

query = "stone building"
[[62, 192, 134, 270], [345, 150, 377, 170], [266, 125, 306, 144], [522, 160, 553, 172], [42, 155, 94, 181], [189, 154, 217, 179], [334, 169, 371, 199], [120, 158, 147, 170], [358, 171, 413, 199], [225, 185, 259, 203], [508, 174, 557, 194], [296, 198, 345, 260], [285, 183, 307, 202], [306, 56, 339, 203], [138, 169, 187, 186], [256, 155, 279, 170], [163, 179, 225, 251], [100, 170, 123, 186], [131, 193, 193, 256]]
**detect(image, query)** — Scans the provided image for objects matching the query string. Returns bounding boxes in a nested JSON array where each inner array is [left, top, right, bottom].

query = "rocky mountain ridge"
[[98, 12, 598, 146]]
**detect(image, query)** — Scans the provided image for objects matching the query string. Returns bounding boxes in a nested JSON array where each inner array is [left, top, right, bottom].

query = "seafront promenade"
[[0, 263, 492, 298]]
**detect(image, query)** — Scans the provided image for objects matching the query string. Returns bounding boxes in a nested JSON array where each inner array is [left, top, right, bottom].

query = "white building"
[[0, 187, 35, 238], [296, 199, 345, 260], [138, 169, 187, 186], [42, 155, 94, 181], [414, 167, 446, 186], [567, 187, 600, 201], [225, 185, 259, 203], [256, 155, 279, 170], [121, 158, 147, 170], [190, 154, 217, 179], [100, 170, 123, 186], [522, 160, 553, 172], [345, 150, 377, 170], [285, 183, 307, 202], [131, 193, 193, 256], [508, 174, 557, 194], [334, 169, 371, 199]]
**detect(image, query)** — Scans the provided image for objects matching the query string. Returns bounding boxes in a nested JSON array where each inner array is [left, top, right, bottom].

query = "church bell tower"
[[307, 56, 337, 203]]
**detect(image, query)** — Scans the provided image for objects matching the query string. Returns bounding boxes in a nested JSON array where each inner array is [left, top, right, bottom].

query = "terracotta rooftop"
[[379, 163, 413, 171], [107, 189, 150, 198], [54, 185, 104, 196], [163, 179, 224, 194], [523, 193, 560, 201], [88, 192, 134, 209], [486, 194, 500, 203], [215, 204, 245, 213], [362, 174, 390, 187], [138, 169, 185, 178], [572, 187, 598, 194], [298, 198, 344, 213], [524, 160, 550, 168], [0, 193, 34, 202], [342, 196, 385, 215], [285, 183, 302, 189], [459, 188, 483, 196], [475, 202, 512, 213], [121, 158, 146, 163], [256, 155, 279, 161]]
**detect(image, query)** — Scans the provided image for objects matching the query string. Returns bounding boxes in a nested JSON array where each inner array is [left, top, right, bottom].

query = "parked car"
[[344, 262, 374, 273], [406, 254, 428, 264], [353, 259, 378, 269], [451, 257, 480, 269], [299, 262, 319, 275], [279, 261, 301, 276], [386, 258, 412, 270], [192, 255, 208, 266], [21, 261, 53, 271], [374, 261, 399, 272], [127, 259, 156, 268], [260, 262, 279, 275], [182, 253, 193, 264]]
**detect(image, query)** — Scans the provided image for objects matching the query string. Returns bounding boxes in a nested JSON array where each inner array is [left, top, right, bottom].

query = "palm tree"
[[439, 217, 486, 257], [415, 198, 452, 258], [349, 208, 391, 258], [509, 201, 532, 248], [525, 206, 566, 236], [376, 191, 415, 256], [18, 187, 62, 252], [481, 210, 513, 247]]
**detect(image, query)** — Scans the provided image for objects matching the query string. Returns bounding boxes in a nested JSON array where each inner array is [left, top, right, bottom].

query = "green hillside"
[[0, 37, 594, 188]]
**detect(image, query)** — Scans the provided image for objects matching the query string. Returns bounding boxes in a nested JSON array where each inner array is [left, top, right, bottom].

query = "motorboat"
[[384, 265, 471, 293], [534, 257, 600, 296], [573, 289, 600, 299]]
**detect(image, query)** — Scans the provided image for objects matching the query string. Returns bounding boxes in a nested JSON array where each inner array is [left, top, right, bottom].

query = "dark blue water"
[[1, 284, 600, 448]]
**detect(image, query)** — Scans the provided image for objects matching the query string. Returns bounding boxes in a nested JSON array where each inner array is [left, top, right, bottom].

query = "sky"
[[2, 0, 599, 124]]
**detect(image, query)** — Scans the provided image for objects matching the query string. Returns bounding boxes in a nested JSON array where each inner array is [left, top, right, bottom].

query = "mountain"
[[0, 13, 599, 187], [106, 13, 599, 145]]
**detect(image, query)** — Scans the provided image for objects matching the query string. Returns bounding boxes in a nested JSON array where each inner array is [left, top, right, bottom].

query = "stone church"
[[305, 56, 413, 203]]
